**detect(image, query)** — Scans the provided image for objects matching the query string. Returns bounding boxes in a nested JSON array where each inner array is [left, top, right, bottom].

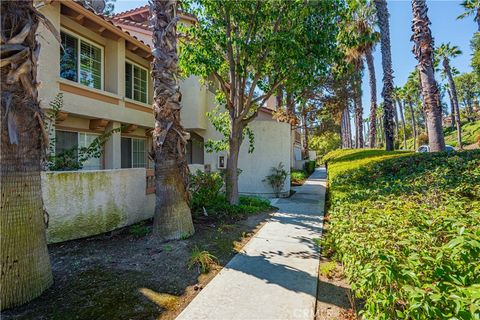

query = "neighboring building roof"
[[60, 0, 152, 58], [112, 4, 197, 24]]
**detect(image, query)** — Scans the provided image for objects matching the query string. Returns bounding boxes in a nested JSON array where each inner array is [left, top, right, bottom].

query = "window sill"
[[57, 78, 120, 100], [124, 98, 151, 109], [124, 98, 152, 114]]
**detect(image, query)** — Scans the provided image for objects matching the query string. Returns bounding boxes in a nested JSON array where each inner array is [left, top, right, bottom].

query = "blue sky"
[[114, 0, 477, 117]]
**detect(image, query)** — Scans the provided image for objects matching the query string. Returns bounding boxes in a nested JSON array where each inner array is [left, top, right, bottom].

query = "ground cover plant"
[[189, 170, 272, 219], [291, 169, 308, 186], [323, 149, 480, 319]]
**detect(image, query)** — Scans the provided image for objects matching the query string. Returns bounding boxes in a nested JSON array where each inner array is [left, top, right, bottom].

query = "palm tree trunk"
[[1, 0, 53, 309], [150, 0, 194, 240], [409, 101, 418, 150], [411, 0, 445, 151], [398, 100, 408, 149], [353, 74, 364, 148], [374, 0, 396, 151], [447, 88, 455, 130], [443, 59, 462, 149], [366, 48, 377, 148], [346, 107, 352, 148], [394, 101, 399, 144]]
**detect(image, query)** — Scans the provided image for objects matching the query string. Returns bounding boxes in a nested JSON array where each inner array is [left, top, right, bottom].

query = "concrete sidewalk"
[[177, 168, 327, 320]]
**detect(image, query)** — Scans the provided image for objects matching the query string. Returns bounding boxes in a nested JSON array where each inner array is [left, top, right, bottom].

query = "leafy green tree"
[[180, 0, 341, 204], [436, 43, 463, 148], [455, 72, 480, 121], [457, 0, 480, 31], [411, 0, 445, 151]]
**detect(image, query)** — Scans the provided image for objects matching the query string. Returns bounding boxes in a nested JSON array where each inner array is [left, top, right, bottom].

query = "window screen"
[[78, 133, 102, 170], [55, 130, 78, 158], [125, 62, 133, 99], [132, 138, 146, 168], [125, 62, 148, 103], [60, 32, 78, 82], [121, 137, 132, 168], [79, 40, 102, 89]]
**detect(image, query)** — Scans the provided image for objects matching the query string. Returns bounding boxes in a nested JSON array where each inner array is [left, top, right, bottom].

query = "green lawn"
[[323, 149, 480, 319]]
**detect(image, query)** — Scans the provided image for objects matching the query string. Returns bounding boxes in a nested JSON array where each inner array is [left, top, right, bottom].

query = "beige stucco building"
[[38, 0, 292, 198]]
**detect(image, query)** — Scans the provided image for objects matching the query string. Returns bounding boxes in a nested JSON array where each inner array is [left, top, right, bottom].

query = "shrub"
[[189, 170, 224, 213], [304, 160, 316, 174], [263, 162, 288, 197], [129, 222, 150, 237], [291, 169, 307, 185], [417, 132, 429, 146], [323, 149, 480, 319], [188, 246, 218, 273], [477, 133, 480, 145]]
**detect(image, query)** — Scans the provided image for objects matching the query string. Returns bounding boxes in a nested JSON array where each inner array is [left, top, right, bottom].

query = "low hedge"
[[323, 149, 480, 319], [304, 160, 316, 174]]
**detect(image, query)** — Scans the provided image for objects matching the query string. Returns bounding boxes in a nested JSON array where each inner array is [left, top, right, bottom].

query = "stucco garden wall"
[[41, 169, 154, 243]]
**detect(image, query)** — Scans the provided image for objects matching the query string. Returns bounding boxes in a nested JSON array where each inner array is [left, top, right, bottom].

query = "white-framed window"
[[125, 61, 148, 103], [60, 30, 104, 90], [55, 130, 102, 170], [121, 137, 147, 168]]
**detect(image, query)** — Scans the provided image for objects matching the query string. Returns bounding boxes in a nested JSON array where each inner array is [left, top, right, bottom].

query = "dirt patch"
[[2, 210, 273, 320], [315, 258, 356, 320]]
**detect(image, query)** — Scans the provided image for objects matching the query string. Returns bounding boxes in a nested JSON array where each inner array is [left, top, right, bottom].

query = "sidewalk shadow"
[[226, 253, 348, 309]]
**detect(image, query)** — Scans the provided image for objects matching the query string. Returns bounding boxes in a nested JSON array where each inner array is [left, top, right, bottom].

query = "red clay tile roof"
[[67, 0, 152, 51]]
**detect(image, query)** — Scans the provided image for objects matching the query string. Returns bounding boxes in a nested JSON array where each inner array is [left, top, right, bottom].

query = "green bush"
[[189, 170, 224, 212], [323, 149, 480, 319], [291, 169, 307, 185], [264, 162, 288, 197], [304, 160, 316, 174], [417, 132, 429, 146]]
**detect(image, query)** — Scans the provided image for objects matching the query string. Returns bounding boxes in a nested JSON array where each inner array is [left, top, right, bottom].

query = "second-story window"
[[60, 31, 103, 90], [125, 61, 148, 104]]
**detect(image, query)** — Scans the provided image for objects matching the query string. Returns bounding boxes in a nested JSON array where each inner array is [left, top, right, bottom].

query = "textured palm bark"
[[411, 0, 445, 151], [365, 48, 377, 148], [347, 108, 352, 148], [150, 0, 194, 240], [443, 59, 463, 149], [408, 101, 418, 150], [397, 100, 408, 149], [0, 0, 53, 309], [353, 75, 363, 149], [393, 101, 399, 142], [447, 88, 455, 130], [374, 0, 395, 151]]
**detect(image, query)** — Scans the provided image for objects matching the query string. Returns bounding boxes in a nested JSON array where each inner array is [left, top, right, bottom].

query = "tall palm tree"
[[458, 0, 480, 31], [373, 0, 395, 151], [436, 43, 463, 148], [411, 0, 445, 152], [394, 87, 408, 149], [344, 1, 379, 149], [1, 0, 53, 309], [150, 0, 194, 240]]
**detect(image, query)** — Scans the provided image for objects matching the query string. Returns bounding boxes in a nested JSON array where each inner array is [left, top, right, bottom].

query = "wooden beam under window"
[[89, 119, 110, 130]]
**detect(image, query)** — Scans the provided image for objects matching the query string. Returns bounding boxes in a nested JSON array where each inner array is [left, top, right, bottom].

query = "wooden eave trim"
[[60, 0, 151, 55], [125, 101, 152, 114]]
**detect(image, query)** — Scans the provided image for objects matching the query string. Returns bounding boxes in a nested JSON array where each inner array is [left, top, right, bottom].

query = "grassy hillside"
[[444, 121, 480, 147], [323, 149, 480, 319], [405, 120, 480, 149]]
